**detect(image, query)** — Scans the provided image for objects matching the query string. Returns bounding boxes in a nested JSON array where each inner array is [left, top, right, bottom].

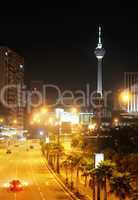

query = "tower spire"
[[97, 26, 102, 49], [99, 26, 101, 44]]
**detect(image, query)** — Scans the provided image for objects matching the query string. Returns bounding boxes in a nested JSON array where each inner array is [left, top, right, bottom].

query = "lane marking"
[[14, 193, 17, 200], [27, 152, 47, 200], [39, 191, 46, 200]]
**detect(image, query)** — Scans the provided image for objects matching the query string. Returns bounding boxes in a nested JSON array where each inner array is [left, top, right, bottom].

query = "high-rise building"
[[94, 26, 105, 97], [0, 47, 24, 130], [124, 72, 138, 113]]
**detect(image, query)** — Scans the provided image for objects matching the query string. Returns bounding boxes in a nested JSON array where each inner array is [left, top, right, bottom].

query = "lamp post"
[[56, 121, 61, 174]]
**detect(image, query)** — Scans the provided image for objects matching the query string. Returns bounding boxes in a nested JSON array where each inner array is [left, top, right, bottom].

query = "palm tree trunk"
[[76, 168, 79, 192], [85, 175, 87, 186], [103, 179, 107, 200], [97, 181, 100, 200], [65, 167, 68, 184], [92, 176, 96, 200], [136, 175, 138, 190], [71, 168, 74, 189]]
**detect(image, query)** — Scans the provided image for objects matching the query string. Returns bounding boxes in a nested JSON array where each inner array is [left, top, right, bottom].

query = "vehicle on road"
[[6, 149, 12, 154], [30, 145, 34, 149], [14, 144, 19, 147], [9, 180, 23, 192]]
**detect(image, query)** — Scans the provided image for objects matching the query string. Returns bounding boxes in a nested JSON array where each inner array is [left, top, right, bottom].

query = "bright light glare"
[[0, 118, 4, 123], [48, 118, 53, 125], [95, 153, 104, 168], [22, 181, 29, 186], [3, 183, 10, 188], [45, 137, 50, 144], [41, 107, 47, 114], [39, 131, 44, 136], [88, 123, 97, 130], [120, 91, 131, 103], [71, 108, 77, 113], [13, 119, 17, 124]]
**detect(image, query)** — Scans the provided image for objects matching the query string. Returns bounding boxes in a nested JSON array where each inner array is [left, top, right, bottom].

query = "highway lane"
[[0, 142, 75, 200]]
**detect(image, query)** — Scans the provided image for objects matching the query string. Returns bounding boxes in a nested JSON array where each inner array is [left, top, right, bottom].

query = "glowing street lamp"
[[48, 117, 53, 125], [13, 119, 17, 124], [113, 118, 119, 126], [71, 107, 77, 113], [41, 107, 48, 114], [0, 118, 4, 123], [39, 131, 44, 136]]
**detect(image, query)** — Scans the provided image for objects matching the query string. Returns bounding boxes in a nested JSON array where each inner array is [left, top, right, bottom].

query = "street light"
[[0, 118, 4, 123], [113, 118, 119, 127], [41, 107, 48, 114], [71, 107, 77, 113], [13, 119, 17, 125], [55, 121, 62, 174], [39, 131, 44, 136], [48, 117, 54, 125]]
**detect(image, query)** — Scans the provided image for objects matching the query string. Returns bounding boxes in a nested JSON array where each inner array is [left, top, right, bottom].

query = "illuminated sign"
[[95, 153, 104, 168]]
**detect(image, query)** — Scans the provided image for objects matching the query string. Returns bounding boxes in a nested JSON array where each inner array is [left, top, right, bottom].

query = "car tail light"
[[17, 184, 22, 188]]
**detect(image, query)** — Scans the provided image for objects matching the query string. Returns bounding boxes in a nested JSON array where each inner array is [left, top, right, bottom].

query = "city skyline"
[[0, 5, 138, 200], [0, 12, 138, 91]]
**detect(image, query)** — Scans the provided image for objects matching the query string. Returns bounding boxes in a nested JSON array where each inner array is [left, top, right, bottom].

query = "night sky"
[[0, 3, 138, 92]]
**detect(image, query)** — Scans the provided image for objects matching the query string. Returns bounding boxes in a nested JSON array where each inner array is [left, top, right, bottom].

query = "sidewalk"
[[59, 167, 93, 200]]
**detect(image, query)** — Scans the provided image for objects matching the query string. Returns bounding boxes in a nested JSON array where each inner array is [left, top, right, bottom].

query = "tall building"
[[0, 47, 24, 130], [94, 26, 105, 97], [124, 72, 138, 113]]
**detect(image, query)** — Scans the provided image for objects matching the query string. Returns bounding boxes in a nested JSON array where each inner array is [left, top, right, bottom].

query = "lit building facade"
[[0, 47, 24, 130], [124, 72, 138, 113]]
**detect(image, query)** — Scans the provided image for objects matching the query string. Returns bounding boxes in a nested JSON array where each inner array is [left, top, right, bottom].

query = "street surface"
[[0, 141, 75, 200]]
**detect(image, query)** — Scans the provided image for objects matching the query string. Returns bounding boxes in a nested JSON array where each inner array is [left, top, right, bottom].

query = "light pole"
[[56, 121, 61, 174]]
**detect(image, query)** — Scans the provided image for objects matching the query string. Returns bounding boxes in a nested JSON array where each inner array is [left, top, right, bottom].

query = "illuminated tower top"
[[95, 26, 105, 59], [94, 26, 105, 97]]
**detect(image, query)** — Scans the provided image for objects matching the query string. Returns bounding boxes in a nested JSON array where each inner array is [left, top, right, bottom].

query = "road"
[[0, 141, 75, 200]]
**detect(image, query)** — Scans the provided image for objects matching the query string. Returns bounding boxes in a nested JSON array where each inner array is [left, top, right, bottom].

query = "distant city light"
[[88, 123, 97, 130], [45, 137, 50, 144], [39, 131, 44, 136], [19, 64, 23, 69]]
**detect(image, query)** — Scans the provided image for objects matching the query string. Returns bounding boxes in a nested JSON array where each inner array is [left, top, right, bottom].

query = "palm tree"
[[109, 172, 132, 200], [92, 160, 116, 200], [61, 159, 70, 185], [65, 153, 82, 190], [81, 157, 94, 186]]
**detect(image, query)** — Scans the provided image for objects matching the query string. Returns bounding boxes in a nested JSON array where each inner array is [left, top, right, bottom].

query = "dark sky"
[[0, 3, 138, 92]]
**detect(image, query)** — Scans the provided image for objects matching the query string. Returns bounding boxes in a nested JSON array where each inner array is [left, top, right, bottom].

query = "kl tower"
[[94, 26, 105, 97]]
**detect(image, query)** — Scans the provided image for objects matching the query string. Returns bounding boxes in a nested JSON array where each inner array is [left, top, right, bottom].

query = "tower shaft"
[[97, 58, 102, 96]]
